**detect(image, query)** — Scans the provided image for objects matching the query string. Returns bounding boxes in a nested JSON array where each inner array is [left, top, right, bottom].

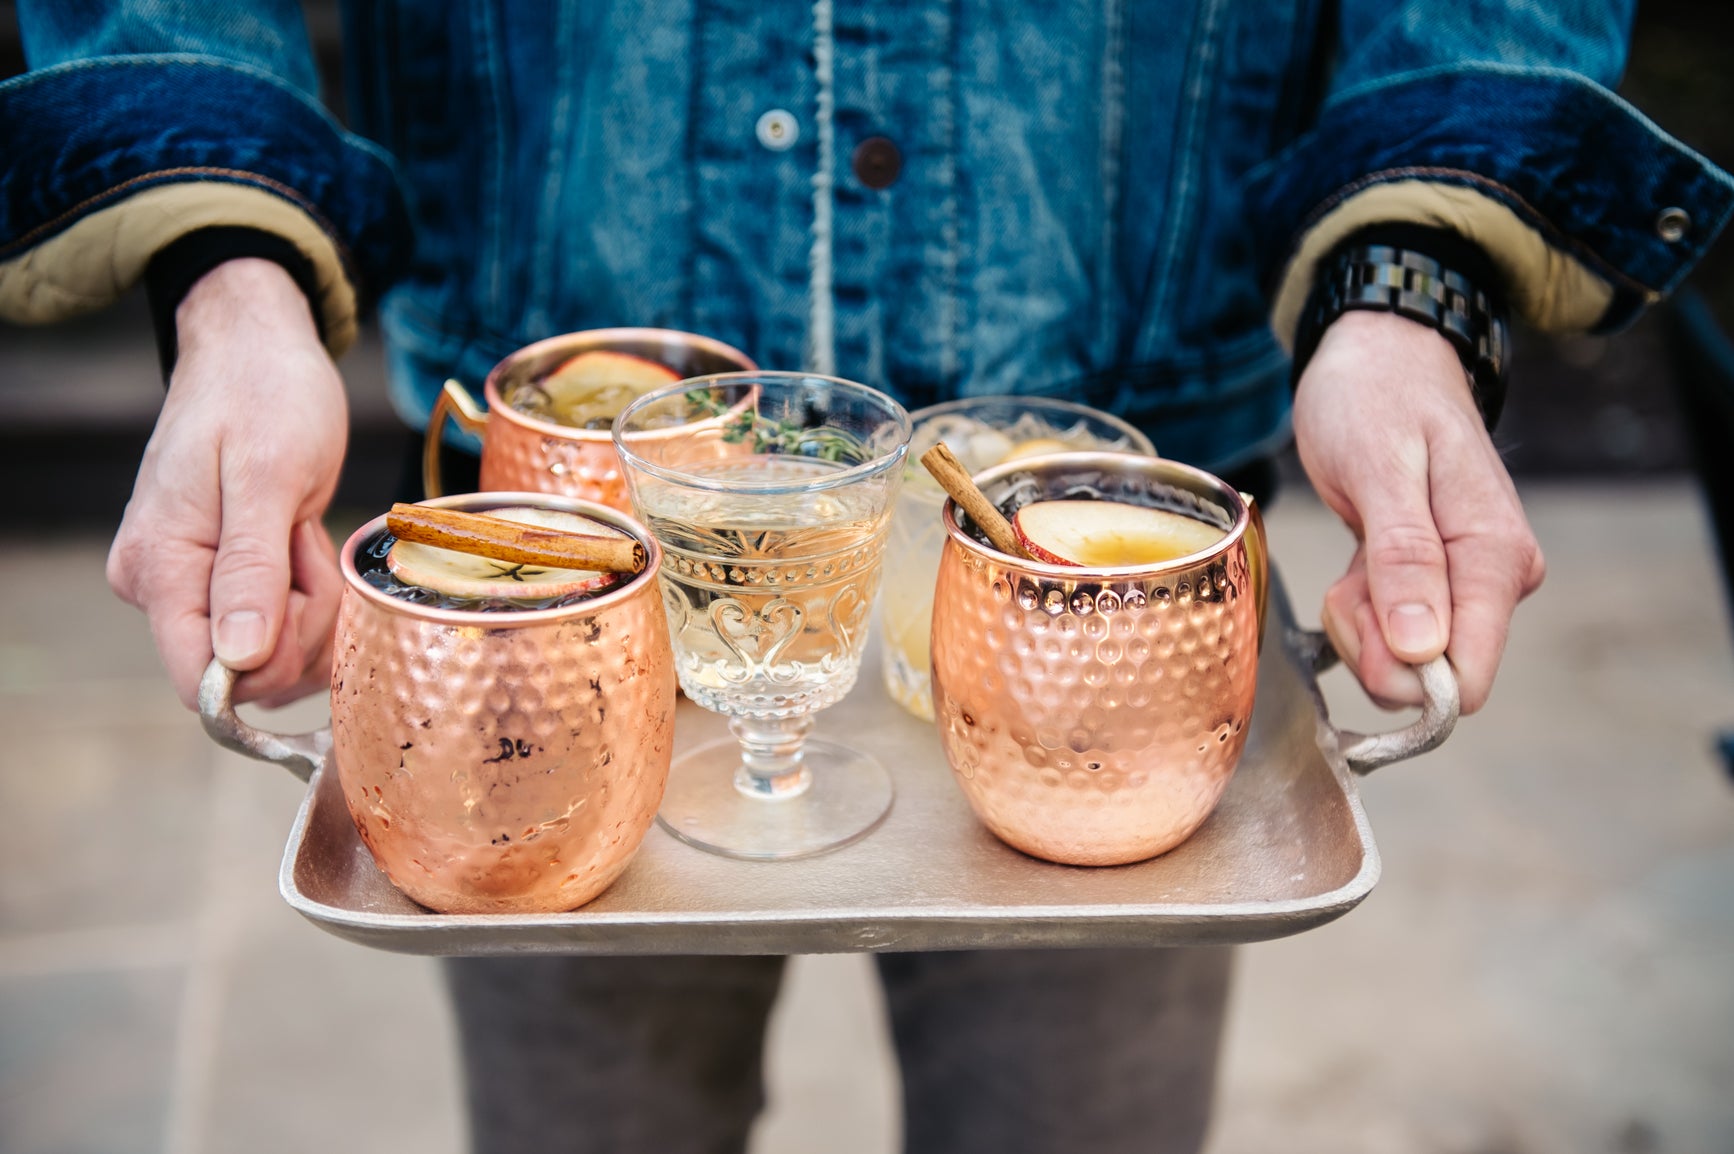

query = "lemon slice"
[[388, 506, 629, 599], [538, 351, 681, 428], [998, 436, 1074, 463]]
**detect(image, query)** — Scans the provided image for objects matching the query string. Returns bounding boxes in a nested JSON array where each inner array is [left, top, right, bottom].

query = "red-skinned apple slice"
[[1012, 499, 1226, 567], [389, 506, 629, 599]]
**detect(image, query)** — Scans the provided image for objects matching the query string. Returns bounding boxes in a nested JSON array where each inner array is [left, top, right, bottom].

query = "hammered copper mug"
[[930, 452, 1269, 867], [197, 492, 677, 914], [424, 328, 757, 508]]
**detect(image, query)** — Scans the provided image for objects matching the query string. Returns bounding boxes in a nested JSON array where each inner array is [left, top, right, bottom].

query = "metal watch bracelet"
[[1292, 242, 1510, 429]]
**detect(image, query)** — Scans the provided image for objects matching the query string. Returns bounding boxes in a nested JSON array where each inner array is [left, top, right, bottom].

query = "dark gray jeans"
[[445, 946, 1232, 1154]]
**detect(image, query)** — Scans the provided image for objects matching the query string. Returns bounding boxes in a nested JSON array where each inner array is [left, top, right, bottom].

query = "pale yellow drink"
[[633, 456, 892, 718]]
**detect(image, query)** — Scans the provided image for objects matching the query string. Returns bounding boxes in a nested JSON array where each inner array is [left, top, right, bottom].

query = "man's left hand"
[[1292, 309, 1547, 715]]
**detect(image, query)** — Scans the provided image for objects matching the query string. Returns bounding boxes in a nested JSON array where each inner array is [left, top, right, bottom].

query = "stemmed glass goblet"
[[614, 372, 910, 860]]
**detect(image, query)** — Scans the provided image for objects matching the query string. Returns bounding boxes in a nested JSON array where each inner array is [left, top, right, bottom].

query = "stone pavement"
[[1, 482, 1730, 1153]]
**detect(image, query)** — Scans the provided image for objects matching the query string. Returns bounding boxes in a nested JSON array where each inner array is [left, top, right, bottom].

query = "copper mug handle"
[[422, 379, 490, 499], [1241, 492, 1269, 651], [196, 658, 331, 782], [1297, 634, 1460, 775]]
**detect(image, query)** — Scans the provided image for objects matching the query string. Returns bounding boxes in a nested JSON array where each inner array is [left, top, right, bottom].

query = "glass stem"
[[729, 715, 815, 800]]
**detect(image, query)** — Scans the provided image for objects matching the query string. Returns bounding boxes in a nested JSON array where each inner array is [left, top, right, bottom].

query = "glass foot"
[[656, 737, 894, 861]]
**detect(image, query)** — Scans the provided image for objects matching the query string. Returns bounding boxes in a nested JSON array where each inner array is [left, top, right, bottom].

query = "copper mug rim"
[[480, 326, 762, 443], [338, 491, 666, 629], [939, 450, 1254, 578]]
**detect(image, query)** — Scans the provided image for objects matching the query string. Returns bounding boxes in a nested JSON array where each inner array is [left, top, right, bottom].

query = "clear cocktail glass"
[[882, 397, 1154, 720], [614, 372, 911, 860]]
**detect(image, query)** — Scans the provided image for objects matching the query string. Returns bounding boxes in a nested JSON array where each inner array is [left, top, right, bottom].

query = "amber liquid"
[[966, 493, 1231, 565], [1038, 504, 1226, 566]]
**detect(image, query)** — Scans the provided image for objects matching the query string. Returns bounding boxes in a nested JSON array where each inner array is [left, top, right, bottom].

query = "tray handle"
[[1296, 630, 1460, 775], [197, 658, 332, 782]]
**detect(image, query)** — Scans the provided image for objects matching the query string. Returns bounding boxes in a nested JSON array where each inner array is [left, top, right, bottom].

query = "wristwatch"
[[1291, 232, 1510, 429]]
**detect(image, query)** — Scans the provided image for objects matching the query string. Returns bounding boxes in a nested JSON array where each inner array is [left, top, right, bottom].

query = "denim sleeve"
[[0, 0, 410, 354], [1247, 0, 1734, 345]]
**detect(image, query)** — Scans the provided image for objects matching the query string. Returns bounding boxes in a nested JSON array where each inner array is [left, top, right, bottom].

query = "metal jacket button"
[[853, 136, 903, 189], [1656, 207, 1691, 243], [756, 109, 799, 151]]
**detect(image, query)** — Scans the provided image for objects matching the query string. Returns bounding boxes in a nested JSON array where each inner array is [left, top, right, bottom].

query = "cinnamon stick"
[[918, 444, 1033, 560], [386, 504, 646, 574]]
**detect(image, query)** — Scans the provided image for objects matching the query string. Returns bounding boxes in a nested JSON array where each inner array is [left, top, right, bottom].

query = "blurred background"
[[2, 2, 1731, 1152]]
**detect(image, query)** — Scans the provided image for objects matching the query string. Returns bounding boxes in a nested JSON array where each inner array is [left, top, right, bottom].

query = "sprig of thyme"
[[685, 389, 871, 463]]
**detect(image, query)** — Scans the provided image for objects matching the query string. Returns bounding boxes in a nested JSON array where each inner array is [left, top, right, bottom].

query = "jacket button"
[[756, 109, 800, 152], [852, 136, 903, 189], [1656, 207, 1691, 244]]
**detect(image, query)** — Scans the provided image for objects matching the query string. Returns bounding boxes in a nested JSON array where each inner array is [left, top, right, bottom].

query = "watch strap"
[[1292, 230, 1510, 429]]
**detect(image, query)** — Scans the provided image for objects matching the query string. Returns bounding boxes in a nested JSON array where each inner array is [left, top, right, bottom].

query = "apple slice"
[[389, 506, 630, 599], [538, 350, 682, 428], [1012, 499, 1225, 567]]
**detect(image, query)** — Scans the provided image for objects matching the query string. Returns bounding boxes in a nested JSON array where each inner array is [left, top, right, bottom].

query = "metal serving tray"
[[216, 572, 1456, 956]]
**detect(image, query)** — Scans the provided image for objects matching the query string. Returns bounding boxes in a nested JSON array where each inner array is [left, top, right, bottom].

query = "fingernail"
[[1387, 603, 1442, 656], [215, 611, 266, 664]]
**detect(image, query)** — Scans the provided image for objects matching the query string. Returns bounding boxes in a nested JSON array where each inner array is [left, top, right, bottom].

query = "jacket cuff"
[[1249, 65, 1734, 349], [0, 55, 410, 346], [146, 227, 326, 382]]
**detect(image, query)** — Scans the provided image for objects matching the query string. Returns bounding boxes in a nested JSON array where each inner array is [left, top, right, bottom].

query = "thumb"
[[207, 486, 297, 671], [1357, 471, 1452, 665]]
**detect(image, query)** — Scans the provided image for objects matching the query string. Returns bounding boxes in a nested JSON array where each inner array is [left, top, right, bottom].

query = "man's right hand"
[[107, 258, 349, 710]]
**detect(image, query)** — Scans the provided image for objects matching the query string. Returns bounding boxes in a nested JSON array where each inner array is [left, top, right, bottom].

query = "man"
[[3, 2, 1727, 1150]]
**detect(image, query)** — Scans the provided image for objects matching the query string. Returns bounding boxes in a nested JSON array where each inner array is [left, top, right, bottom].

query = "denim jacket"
[[4, 1, 1731, 470]]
